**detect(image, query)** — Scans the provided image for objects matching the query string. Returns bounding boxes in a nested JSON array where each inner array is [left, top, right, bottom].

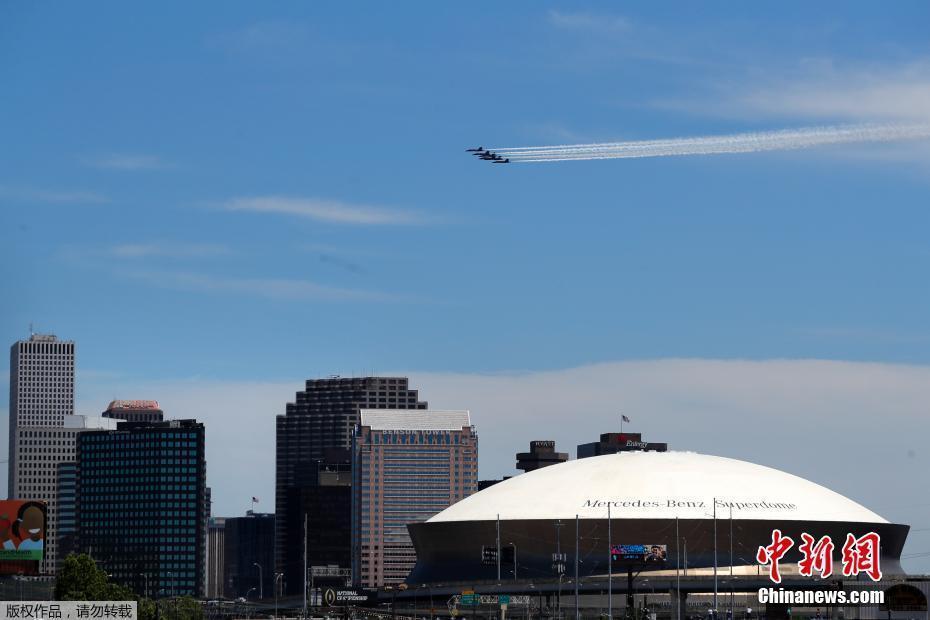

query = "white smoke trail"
[[490, 123, 930, 163]]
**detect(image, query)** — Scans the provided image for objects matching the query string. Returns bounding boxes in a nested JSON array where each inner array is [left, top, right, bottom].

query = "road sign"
[[499, 595, 511, 605], [461, 594, 478, 606]]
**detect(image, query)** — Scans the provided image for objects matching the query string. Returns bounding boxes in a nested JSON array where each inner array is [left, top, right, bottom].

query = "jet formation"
[[466, 146, 509, 164]]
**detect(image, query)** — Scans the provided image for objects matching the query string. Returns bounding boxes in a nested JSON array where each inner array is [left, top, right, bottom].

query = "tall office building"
[[7, 333, 117, 575], [352, 409, 477, 587], [275, 376, 427, 589], [75, 420, 208, 597], [281, 452, 352, 596], [223, 511, 275, 600], [8, 333, 75, 498], [515, 440, 568, 472], [206, 518, 226, 600], [102, 400, 164, 424]]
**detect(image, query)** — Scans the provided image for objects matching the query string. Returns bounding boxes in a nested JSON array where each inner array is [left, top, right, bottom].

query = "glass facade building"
[[281, 457, 351, 598], [275, 376, 427, 593], [222, 511, 275, 600], [352, 409, 477, 587], [75, 419, 207, 597]]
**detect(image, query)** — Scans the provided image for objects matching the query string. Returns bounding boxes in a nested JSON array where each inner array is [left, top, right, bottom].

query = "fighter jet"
[[465, 146, 485, 152], [493, 158, 510, 164]]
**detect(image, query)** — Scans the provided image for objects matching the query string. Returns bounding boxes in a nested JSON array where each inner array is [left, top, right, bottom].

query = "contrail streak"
[[489, 123, 930, 163]]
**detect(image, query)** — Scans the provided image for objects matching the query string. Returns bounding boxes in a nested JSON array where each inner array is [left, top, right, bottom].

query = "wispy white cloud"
[[547, 10, 631, 34], [118, 269, 399, 302], [645, 59, 930, 169], [84, 154, 166, 171], [658, 59, 930, 125], [734, 60, 930, 123], [108, 243, 231, 259], [0, 185, 109, 204], [222, 195, 427, 225], [59, 358, 930, 572]]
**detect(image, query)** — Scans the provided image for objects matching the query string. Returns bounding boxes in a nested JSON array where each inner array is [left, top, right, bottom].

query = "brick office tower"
[[275, 377, 427, 593], [352, 409, 477, 587]]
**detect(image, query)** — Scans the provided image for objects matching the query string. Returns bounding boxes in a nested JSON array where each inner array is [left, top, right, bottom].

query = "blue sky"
[[3, 3, 930, 377], [3, 3, 930, 569]]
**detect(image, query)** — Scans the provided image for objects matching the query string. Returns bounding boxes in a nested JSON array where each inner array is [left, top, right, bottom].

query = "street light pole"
[[608, 504, 612, 620], [729, 504, 734, 618], [676, 517, 681, 620], [509, 542, 518, 581], [575, 514, 580, 620], [713, 498, 718, 617], [555, 519, 564, 619], [275, 573, 283, 620], [253, 563, 263, 600], [497, 514, 502, 584]]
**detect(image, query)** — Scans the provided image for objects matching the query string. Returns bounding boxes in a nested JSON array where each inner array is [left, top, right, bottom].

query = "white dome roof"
[[430, 451, 887, 524]]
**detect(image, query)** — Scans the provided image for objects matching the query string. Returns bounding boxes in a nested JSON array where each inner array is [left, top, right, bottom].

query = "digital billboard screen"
[[611, 544, 667, 565], [0, 500, 47, 562]]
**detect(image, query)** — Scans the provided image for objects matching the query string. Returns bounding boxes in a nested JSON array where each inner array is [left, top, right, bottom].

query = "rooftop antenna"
[[29, 322, 34, 337]]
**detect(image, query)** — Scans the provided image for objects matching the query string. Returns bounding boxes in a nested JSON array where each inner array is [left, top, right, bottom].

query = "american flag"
[[252, 496, 259, 503], [621, 415, 631, 423]]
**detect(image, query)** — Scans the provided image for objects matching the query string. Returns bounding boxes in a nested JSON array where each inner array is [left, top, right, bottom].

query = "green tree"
[[157, 597, 204, 620], [55, 554, 203, 620], [55, 553, 134, 600], [55, 553, 159, 620]]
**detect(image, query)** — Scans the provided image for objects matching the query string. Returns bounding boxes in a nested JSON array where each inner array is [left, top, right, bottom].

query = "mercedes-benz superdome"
[[407, 451, 908, 583]]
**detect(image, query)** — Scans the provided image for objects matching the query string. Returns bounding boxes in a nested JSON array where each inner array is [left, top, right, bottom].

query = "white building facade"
[[8, 333, 117, 574]]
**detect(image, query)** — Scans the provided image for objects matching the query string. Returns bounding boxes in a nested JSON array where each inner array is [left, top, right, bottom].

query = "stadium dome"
[[407, 451, 908, 584], [429, 451, 887, 524]]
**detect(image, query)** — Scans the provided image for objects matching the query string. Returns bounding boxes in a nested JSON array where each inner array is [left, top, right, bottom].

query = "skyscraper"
[[275, 376, 427, 590], [75, 420, 208, 597], [8, 333, 75, 498], [352, 409, 477, 587], [8, 332, 122, 574], [280, 452, 351, 597]]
